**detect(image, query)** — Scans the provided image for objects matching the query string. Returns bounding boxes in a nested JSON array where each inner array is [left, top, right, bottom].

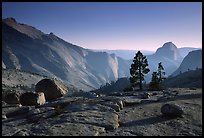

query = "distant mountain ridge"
[[2, 17, 201, 91], [92, 49, 154, 60], [178, 47, 201, 58], [171, 50, 202, 77], [94, 46, 200, 60], [96, 42, 190, 82], [2, 17, 130, 91]]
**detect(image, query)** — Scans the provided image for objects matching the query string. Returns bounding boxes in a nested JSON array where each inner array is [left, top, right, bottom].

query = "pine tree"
[[130, 51, 150, 90], [149, 72, 160, 90], [157, 62, 165, 83], [149, 62, 166, 90]]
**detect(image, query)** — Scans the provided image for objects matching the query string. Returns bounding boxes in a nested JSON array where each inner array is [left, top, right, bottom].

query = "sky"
[[2, 2, 202, 51]]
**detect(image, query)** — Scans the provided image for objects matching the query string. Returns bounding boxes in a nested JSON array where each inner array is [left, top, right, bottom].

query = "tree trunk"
[[139, 63, 142, 90], [139, 75, 142, 90]]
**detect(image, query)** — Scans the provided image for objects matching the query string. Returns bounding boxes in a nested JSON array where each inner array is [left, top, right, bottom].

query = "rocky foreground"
[[2, 88, 202, 136]]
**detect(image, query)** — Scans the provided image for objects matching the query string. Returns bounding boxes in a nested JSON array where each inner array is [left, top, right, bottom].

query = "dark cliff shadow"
[[120, 115, 175, 127]]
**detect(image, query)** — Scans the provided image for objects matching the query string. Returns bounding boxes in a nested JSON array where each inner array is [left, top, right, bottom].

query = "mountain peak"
[[164, 41, 173, 44], [3, 17, 17, 23], [155, 42, 182, 60], [3, 17, 44, 39], [162, 42, 177, 49]]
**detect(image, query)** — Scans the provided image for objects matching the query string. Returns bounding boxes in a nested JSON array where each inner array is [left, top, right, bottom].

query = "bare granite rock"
[[35, 79, 68, 101], [2, 88, 202, 136], [47, 122, 105, 136], [57, 110, 119, 130]]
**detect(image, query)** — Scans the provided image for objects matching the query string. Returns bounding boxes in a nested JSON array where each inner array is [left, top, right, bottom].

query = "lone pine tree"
[[157, 62, 165, 83], [130, 51, 150, 90], [149, 72, 160, 90]]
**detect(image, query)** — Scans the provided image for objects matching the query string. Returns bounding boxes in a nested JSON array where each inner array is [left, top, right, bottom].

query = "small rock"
[[2, 115, 7, 120]]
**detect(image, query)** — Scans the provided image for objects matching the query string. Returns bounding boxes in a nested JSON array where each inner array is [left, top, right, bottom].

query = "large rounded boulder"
[[35, 79, 68, 101], [161, 103, 183, 118]]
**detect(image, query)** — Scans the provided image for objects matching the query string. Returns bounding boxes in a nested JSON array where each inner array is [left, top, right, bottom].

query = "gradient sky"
[[2, 2, 202, 51]]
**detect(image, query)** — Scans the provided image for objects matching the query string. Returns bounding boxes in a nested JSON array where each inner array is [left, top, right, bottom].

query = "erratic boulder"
[[19, 92, 46, 106], [35, 79, 68, 101], [4, 92, 20, 104], [161, 103, 183, 118]]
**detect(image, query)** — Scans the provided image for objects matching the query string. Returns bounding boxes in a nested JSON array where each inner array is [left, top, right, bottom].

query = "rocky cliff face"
[[2, 18, 130, 91]]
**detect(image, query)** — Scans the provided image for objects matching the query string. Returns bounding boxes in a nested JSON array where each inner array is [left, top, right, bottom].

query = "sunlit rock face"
[[2, 17, 130, 91], [155, 42, 182, 61]]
